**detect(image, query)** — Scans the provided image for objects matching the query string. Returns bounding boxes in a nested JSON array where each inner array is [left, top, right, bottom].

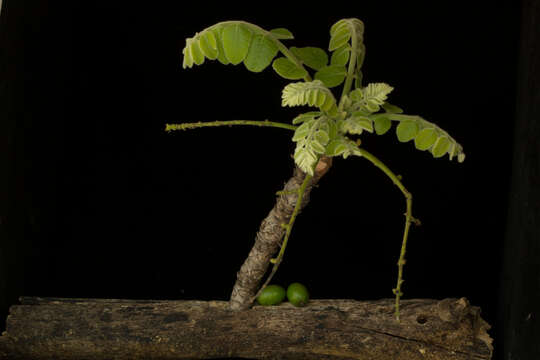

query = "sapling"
[[166, 18, 465, 320]]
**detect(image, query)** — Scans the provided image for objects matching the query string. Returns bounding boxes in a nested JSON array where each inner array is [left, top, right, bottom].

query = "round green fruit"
[[287, 282, 309, 307], [257, 284, 286, 306]]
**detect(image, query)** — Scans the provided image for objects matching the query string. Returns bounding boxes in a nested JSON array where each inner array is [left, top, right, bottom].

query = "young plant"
[[167, 18, 465, 320]]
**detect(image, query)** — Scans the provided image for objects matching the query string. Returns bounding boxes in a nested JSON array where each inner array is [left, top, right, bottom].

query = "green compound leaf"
[[387, 114, 465, 162], [281, 80, 337, 113], [290, 47, 328, 70], [314, 65, 347, 88], [294, 146, 318, 176], [270, 28, 294, 39], [222, 23, 253, 65], [272, 57, 308, 80], [396, 120, 419, 142], [414, 127, 438, 150], [182, 21, 303, 75], [329, 19, 365, 68], [244, 34, 279, 72], [292, 116, 332, 175], [363, 83, 394, 108], [347, 83, 394, 114]]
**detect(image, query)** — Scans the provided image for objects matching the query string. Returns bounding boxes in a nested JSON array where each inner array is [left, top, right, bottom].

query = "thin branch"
[[165, 120, 297, 132], [353, 146, 421, 321]]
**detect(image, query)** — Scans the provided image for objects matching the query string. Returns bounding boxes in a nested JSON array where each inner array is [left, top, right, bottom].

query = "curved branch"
[[353, 147, 421, 320]]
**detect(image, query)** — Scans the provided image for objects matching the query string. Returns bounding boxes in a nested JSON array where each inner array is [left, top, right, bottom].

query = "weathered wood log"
[[0, 297, 492, 360]]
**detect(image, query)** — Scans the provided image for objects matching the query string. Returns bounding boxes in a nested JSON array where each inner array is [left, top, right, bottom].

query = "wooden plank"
[[0, 297, 492, 359]]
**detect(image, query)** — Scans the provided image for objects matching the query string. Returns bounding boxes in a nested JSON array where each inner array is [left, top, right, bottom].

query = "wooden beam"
[[0, 297, 492, 360]]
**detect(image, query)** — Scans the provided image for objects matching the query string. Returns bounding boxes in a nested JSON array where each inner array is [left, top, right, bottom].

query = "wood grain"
[[0, 297, 492, 359]]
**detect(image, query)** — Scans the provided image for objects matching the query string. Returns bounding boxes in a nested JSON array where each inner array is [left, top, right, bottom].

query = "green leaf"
[[244, 34, 279, 72], [314, 129, 330, 147], [198, 31, 218, 60], [290, 47, 328, 70], [363, 83, 394, 105], [292, 121, 313, 141], [365, 99, 381, 113], [270, 28, 294, 40], [448, 142, 466, 162], [329, 29, 351, 51], [388, 114, 466, 162], [396, 120, 419, 142], [324, 136, 360, 159], [348, 83, 394, 114], [414, 128, 438, 150], [182, 39, 194, 68], [330, 45, 350, 66], [212, 28, 230, 65], [382, 102, 403, 114], [329, 18, 364, 53], [314, 65, 347, 88], [294, 145, 317, 175], [325, 138, 349, 157], [329, 20, 351, 51], [342, 113, 373, 135], [292, 116, 328, 175], [431, 136, 451, 158], [222, 23, 253, 65], [326, 118, 338, 139], [349, 88, 363, 102], [272, 57, 308, 80], [310, 139, 326, 154], [292, 111, 321, 125], [190, 40, 205, 65], [372, 114, 392, 135], [281, 80, 337, 113]]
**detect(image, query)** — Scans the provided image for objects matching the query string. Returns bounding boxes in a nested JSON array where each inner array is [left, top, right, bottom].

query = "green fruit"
[[287, 282, 309, 307], [257, 284, 286, 306]]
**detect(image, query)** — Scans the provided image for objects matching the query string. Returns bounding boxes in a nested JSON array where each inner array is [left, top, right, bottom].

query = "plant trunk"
[[229, 156, 333, 310]]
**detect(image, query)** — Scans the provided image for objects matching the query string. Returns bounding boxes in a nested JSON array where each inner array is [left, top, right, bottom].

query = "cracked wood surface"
[[0, 297, 492, 360]]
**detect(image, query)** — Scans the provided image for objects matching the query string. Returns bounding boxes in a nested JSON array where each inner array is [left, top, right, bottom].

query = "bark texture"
[[0, 297, 492, 360], [229, 156, 333, 310]]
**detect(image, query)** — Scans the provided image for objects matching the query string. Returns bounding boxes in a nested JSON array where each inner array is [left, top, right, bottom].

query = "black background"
[[0, 1, 526, 358]]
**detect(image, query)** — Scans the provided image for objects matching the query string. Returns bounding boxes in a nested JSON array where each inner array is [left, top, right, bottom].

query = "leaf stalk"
[[340, 23, 358, 107]]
